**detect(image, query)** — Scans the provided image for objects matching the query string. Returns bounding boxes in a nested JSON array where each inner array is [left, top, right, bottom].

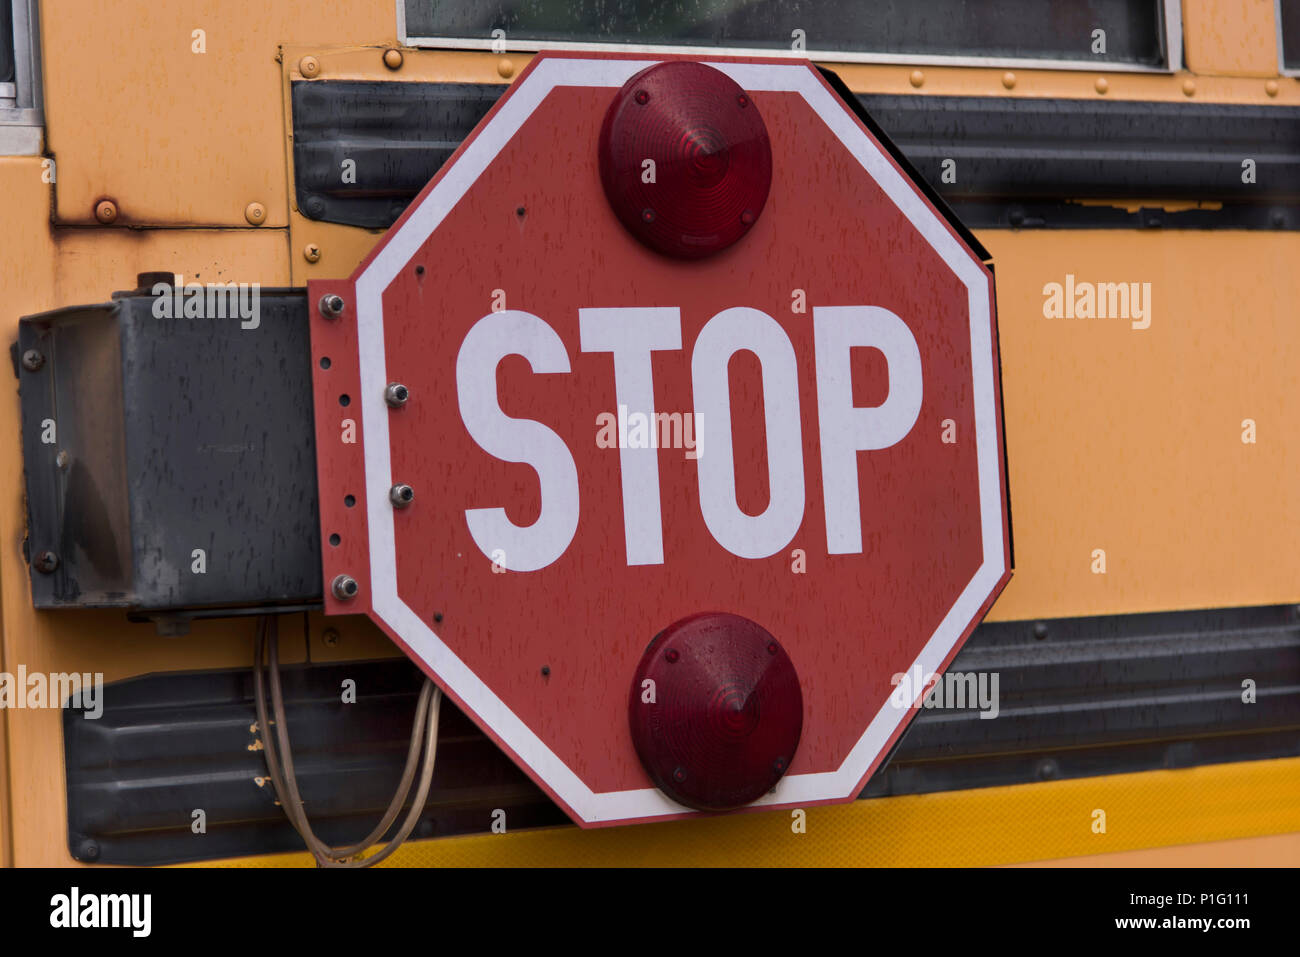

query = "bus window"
[[403, 0, 1175, 70], [1281, 0, 1300, 73]]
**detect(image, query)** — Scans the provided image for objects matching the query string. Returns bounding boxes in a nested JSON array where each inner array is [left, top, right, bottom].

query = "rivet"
[[383, 48, 404, 70], [1265, 79, 1279, 97], [1094, 76, 1108, 95], [244, 202, 266, 226], [331, 574, 359, 600], [389, 484, 415, 508], [318, 293, 345, 319], [21, 349, 44, 371], [303, 243, 321, 263], [94, 199, 118, 224], [1002, 71, 1016, 89], [56, 450, 69, 470], [497, 58, 514, 78], [1033, 621, 1049, 640], [299, 55, 320, 78], [909, 69, 924, 88], [1182, 77, 1196, 97]]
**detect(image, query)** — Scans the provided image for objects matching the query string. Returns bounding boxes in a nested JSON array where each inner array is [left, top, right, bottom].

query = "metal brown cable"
[[253, 615, 440, 866]]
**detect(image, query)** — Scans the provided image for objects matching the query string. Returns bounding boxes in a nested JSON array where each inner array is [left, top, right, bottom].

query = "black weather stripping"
[[292, 79, 1300, 232]]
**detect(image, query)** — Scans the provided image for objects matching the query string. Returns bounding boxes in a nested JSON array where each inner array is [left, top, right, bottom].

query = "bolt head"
[[331, 574, 359, 600], [319, 294, 345, 319], [384, 382, 410, 407], [21, 349, 44, 371], [389, 484, 415, 508]]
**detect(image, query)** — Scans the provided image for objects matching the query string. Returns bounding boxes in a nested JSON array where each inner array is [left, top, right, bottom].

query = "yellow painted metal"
[[193, 756, 1300, 867], [39, 0, 394, 227], [982, 230, 1300, 621], [1017, 831, 1300, 867], [1183, 0, 1282, 77]]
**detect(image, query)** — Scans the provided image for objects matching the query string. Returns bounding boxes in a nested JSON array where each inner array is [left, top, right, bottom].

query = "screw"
[[1036, 758, 1060, 781], [94, 199, 118, 224], [641, 208, 655, 223], [319, 294, 345, 319], [741, 209, 756, 225], [389, 484, 415, 508], [665, 648, 679, 663], [78, 839, 100, 862], [773, 757, 787, 773], [331, 574, 359, 600], [303, 243, 321, 263], [299, 55, 320, 78], [33, 550, 58, 574], [1033, 621, 1048, 640], [634, 89, 649, 105], [21, 349, 44, 371], [305, 196, 326, 217], [433, 612, 443, 623], [541, 665, 550, 677], [322, 628, 339, 647], [767, 641, 778, 655], [244, 202, 267, 226], [384, 382, 410, 407], [56, 450, 69, 470], [672, 766, 686, 782]]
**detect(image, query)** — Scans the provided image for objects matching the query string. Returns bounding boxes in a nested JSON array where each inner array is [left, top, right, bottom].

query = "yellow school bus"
[[0, 0, 1296, 868]]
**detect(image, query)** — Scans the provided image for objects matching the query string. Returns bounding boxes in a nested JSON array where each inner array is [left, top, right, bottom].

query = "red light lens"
[[628, 612, 802, 811], [598, 61, 773, 260]]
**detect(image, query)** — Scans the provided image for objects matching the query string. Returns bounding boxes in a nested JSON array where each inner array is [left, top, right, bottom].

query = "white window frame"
[[399, 0, 1184, 74], [1, 0, 43, 155], [1277, 0, 1300, 76]]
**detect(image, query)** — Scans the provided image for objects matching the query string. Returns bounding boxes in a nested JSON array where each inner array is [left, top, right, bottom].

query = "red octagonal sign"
[[309, 52, 1011, 828]]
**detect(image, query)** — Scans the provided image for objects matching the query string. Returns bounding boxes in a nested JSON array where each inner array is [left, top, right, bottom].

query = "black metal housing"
[[64, 603, 1300, 865], [17, 284, 321, 616], [292, 78, 1300, 232]]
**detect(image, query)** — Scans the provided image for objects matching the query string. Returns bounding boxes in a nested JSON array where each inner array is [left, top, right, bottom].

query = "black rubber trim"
[[65, 603, 1300, 865], [291, 79, 1300, 231]]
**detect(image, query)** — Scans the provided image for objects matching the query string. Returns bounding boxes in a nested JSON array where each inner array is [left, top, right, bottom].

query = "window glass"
[[406, 0, 1167, 66]]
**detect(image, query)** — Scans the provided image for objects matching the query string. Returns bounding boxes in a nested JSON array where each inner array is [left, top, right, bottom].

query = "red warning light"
[[628, 612, 803, 811], [598, 61, 773, 260]]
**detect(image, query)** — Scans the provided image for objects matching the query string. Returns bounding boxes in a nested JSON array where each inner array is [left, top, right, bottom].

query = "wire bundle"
[[253, 615, 441, 867]]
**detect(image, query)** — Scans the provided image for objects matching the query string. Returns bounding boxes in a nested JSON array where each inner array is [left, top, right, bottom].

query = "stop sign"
[[309, 52, 1011, 828]]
